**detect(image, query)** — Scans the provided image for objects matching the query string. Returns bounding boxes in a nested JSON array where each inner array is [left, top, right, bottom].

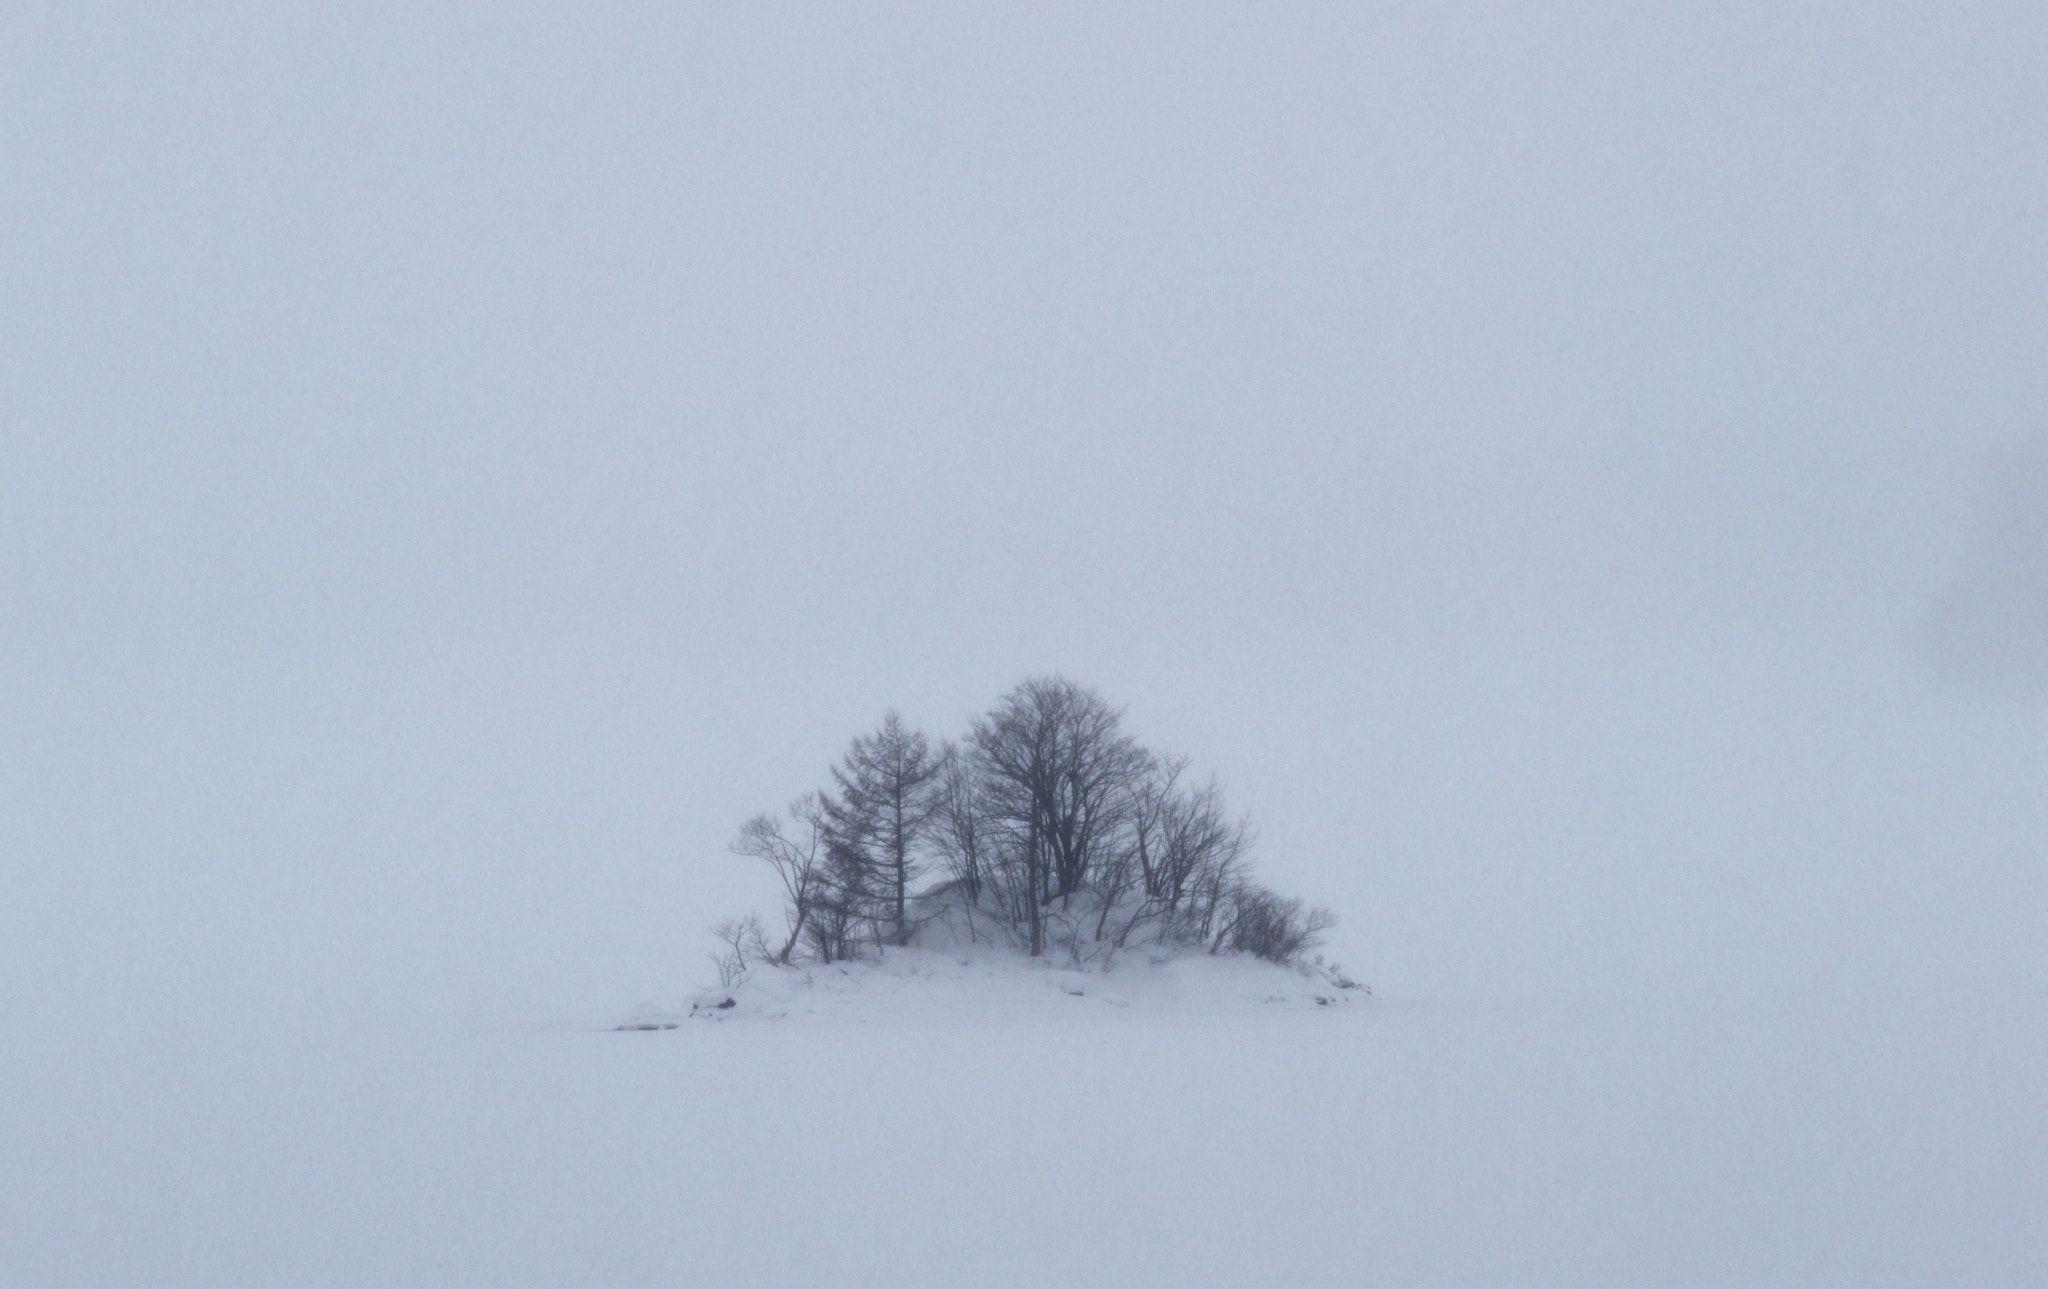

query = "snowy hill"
[[627, 945, 1363, 1027], [631, 872, 1364, 1027]]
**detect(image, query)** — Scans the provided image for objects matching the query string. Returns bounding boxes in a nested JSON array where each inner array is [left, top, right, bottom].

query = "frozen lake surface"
[[9, 975, 2039, 1288]]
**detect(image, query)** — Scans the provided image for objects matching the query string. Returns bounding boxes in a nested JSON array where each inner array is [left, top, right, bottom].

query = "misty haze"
[[4, 4, 2043, 1286]]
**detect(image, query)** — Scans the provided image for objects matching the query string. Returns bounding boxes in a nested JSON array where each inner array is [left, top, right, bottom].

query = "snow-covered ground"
[[656, 944, 1363, 1024], [7, 970, 2040, 1287]]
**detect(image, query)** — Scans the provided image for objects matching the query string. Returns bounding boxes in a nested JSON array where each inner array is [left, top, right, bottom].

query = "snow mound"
[[632, 946, 1364, 1026]]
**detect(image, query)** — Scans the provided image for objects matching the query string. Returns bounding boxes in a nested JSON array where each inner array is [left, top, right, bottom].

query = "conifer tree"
[[820, 712, 944, 946]]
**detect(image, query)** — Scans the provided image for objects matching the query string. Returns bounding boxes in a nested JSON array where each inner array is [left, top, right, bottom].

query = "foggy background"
[[5, 1, 2044, 1034]]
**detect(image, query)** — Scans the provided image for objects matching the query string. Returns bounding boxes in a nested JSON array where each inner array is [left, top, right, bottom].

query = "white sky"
[[4, 2, 2045, 1027]]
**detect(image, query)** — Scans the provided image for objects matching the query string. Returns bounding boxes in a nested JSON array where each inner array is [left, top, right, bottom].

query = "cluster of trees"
[[720, 677, 1335, 976]]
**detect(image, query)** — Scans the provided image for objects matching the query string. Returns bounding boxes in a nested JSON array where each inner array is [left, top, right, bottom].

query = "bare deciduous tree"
[[967, 678, 1149, 956], [729, 794, 831, 964], [709, 913, 769, 986]]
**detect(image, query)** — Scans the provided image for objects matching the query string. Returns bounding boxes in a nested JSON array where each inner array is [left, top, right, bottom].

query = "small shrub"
[[1218, 884, 1337, 965]]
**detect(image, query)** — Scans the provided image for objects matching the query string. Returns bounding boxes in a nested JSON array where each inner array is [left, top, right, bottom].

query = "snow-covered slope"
[[632, 945, 1363, 1027]]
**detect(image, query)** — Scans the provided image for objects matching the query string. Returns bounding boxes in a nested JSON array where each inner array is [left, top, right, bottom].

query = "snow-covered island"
[[645, 677, 1360, 1025], [628, 885, 1361, 1026]]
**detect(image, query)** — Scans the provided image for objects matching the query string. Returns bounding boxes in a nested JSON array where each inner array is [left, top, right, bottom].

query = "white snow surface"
[[10, 973, 2039, 1288], [659, 945, 1362, 1025]]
